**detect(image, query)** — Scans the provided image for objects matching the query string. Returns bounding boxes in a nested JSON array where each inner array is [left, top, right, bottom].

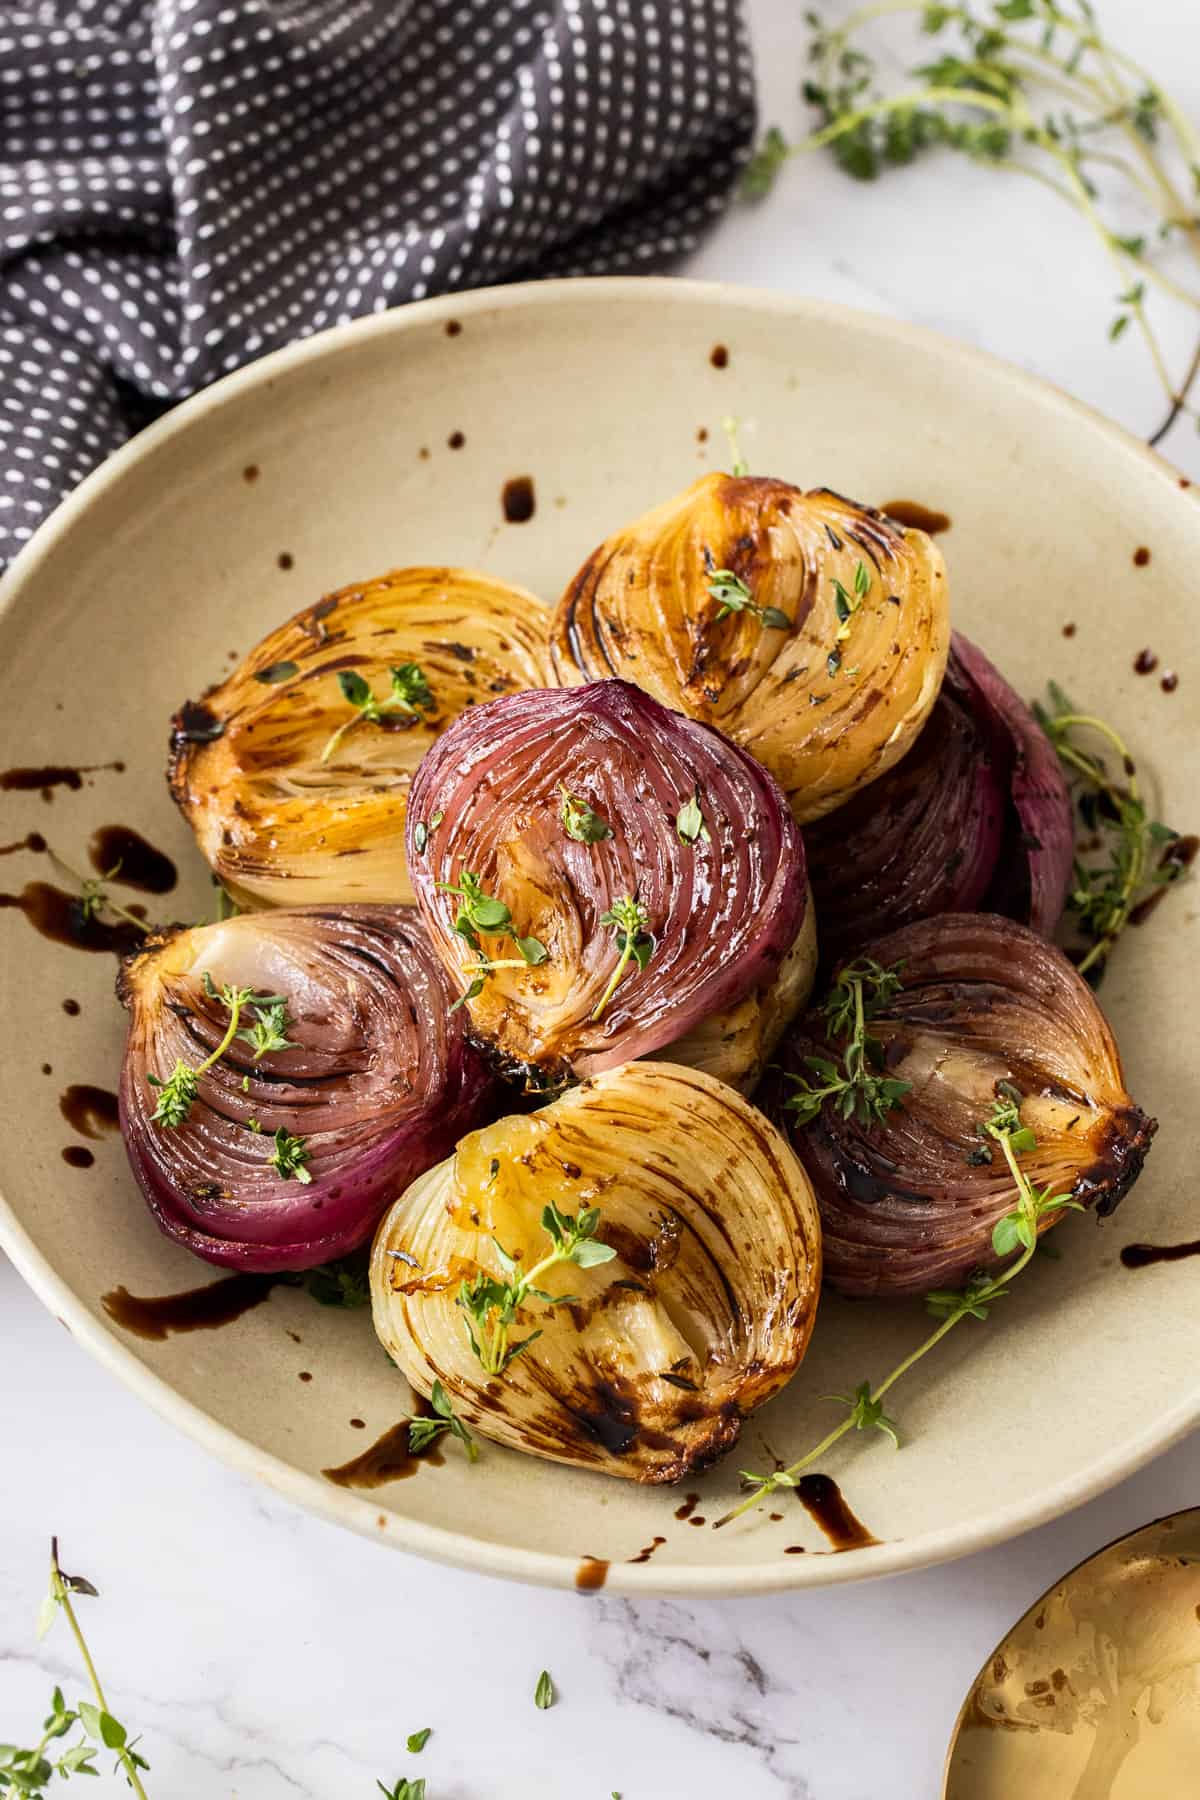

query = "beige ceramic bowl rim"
[[939, 1503, 1200, 1791], [1, 276, 1197, 1595]]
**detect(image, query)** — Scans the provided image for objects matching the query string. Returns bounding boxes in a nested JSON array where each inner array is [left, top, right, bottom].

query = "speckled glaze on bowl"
[[0, 278, 1197, 1595]]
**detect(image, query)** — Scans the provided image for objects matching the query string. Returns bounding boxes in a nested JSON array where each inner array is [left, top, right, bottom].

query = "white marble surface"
[[3, 2, 1200, 1795]]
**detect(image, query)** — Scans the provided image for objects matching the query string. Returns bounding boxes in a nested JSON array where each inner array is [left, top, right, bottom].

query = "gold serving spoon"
[[943, 1508, 1200, 1799]]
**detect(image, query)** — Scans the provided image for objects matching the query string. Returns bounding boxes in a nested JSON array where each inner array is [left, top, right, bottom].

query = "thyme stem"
[[715, 1100, 1058, 1530]]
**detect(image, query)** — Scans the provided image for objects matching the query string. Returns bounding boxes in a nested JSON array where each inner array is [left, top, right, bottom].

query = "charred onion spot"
[[171, 700, 224, 746]]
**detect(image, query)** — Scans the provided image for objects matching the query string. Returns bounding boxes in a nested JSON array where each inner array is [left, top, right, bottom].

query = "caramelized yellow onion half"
[[549, 473, 950, 821], [370, 1062, 822, 1483], [168, 566, 553, 909]]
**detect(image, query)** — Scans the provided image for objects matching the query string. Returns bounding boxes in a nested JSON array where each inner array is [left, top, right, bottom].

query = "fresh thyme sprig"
[[559, 784, 613, 844], [0, 1539, 151, 1798], [717, 1087, 1078, 1527], [782, 958, 912, 1126], [438, 871, 548, 1008], [1032, 680, 1187, 977], [210, 877, 241, 923], [706, 568, 793, 632], [47, 849, 150, 936], [821, 1380, 900, 1449], [282, 1255, 371, 1308], [592, 895, 654, 1021], [456, 1199, 617, 1376], [147, 975, 291, 1128], [237, 998, 297, 1057], [268, 1125, 312, 1184], [744, 1, 1200, 444], [406, 1379, 479, 1462], [320, 662, 435, 764], [832, 559, 872, 652]]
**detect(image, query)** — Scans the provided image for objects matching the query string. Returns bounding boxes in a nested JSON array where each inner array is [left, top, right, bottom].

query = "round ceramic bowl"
[[0, 278, 1196, 1595]]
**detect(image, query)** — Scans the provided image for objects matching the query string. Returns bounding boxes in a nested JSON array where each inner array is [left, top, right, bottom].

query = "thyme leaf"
[[321, 662, 435, 763], [706, 567, 793, 632], [559, 783, 613, 844]]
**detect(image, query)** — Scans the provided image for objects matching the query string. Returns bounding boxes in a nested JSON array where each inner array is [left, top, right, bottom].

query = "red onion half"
[[759, 914, 1155, 1298], [804, 633, 1073, 964], [406, 678, 811, 1083], [118, 906, 495, 1271]]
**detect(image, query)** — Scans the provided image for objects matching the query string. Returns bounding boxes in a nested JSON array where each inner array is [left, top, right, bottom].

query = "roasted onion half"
[[804, 633, 1074, 964], [118, 906, 495, 1271], [168, 567, 554, 909], [759, 914, 1155, 1298], [406, 678, 814, 1087], [548, 474, 949, 821], [370, 1061, 822, 1482]]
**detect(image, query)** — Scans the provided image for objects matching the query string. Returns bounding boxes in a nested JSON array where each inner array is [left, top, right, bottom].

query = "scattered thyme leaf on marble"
[[742, 4, 1200, 445], [534, 1669, 555, 1710]]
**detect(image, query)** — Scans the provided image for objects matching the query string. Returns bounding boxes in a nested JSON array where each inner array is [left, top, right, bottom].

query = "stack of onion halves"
[[117, 472, 1155, 1495]]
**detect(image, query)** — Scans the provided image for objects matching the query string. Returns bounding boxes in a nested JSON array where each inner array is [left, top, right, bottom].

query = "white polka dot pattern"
[[0, 0, 755, 561]]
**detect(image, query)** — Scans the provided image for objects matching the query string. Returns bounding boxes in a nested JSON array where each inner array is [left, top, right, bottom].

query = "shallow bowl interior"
[[1, 278, 1197, 1594]]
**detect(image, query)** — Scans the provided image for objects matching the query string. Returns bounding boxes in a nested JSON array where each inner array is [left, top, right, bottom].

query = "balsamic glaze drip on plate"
[[794, 1474, 878, 1551], [59, 1084, 119, 1139], [88, 824, 177, 894], [881, 499, 952, 535], [102, 1275, 282, 1340]]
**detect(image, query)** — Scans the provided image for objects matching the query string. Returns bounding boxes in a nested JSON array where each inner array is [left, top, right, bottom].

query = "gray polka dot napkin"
[[0, 0, 755, 566]]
